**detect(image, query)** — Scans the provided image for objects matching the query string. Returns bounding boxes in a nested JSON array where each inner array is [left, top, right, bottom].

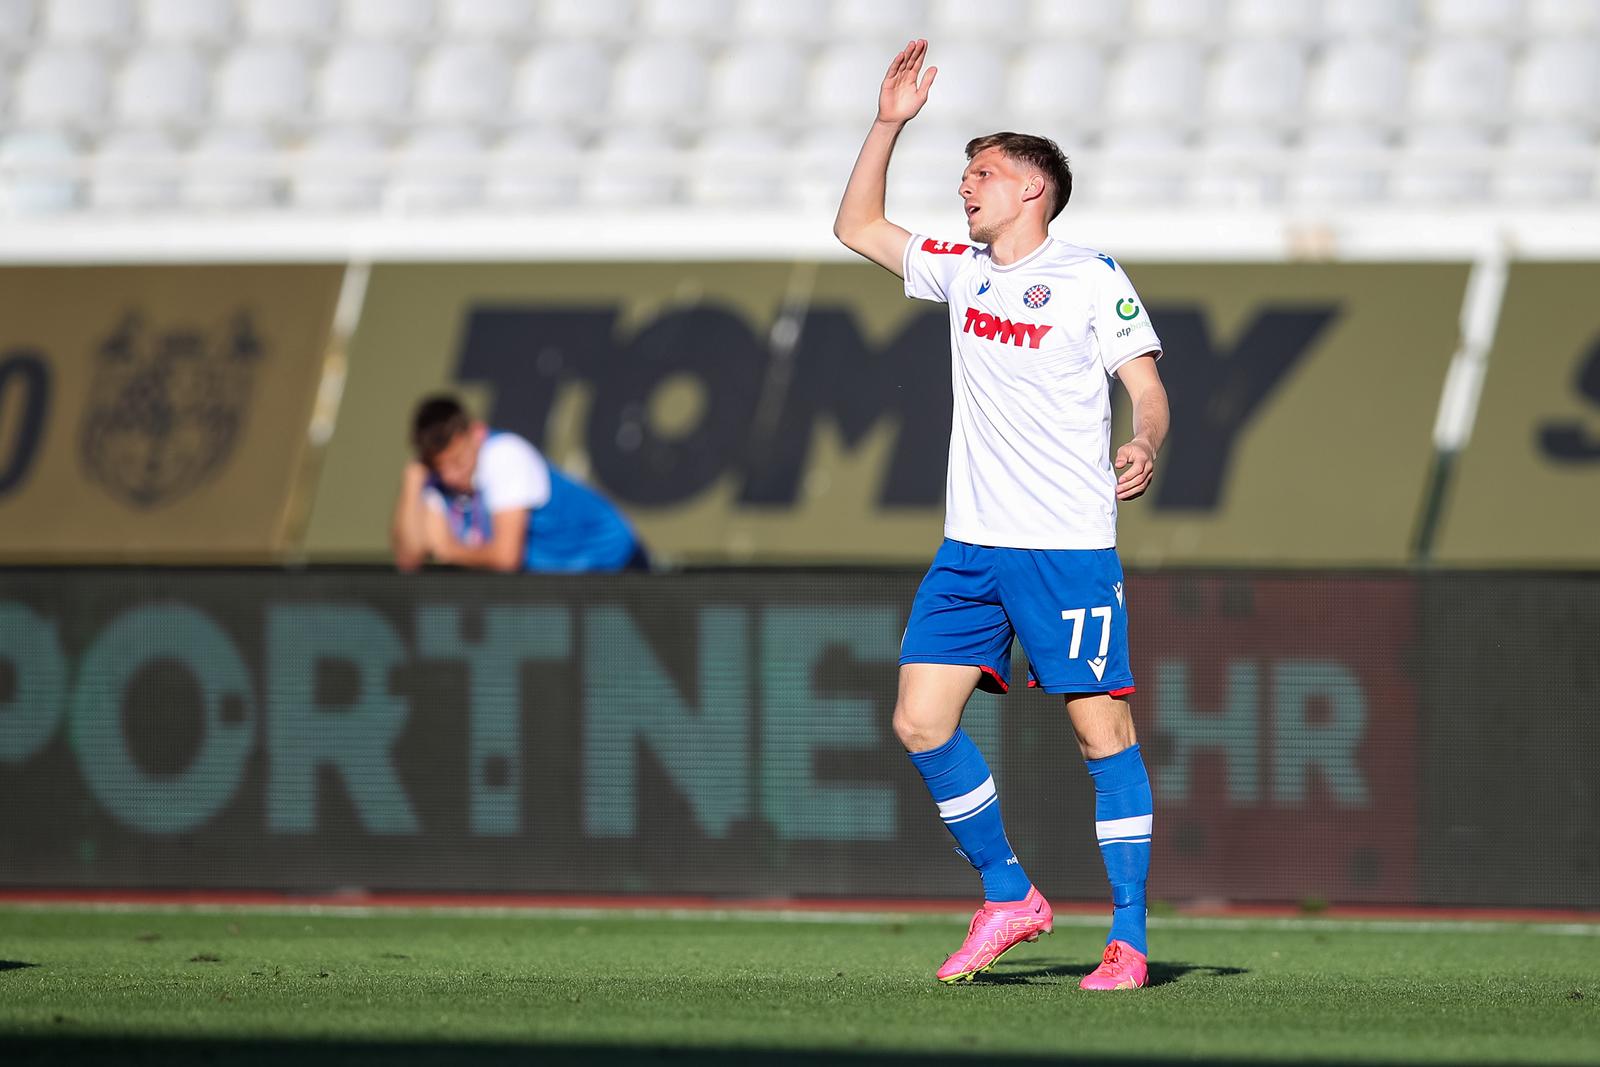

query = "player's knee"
[[892, 703, 955, 754]]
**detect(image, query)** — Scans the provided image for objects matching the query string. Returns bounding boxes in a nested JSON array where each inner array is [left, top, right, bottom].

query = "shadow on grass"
[[0, 1037, 1435, 1067], [980, 958, 1248, 987], [0, 961, 38, 972]]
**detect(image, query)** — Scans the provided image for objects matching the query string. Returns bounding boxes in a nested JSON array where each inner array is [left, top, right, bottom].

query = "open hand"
[[1114, 438, 1156, 501], [878, 39, 937, 124]]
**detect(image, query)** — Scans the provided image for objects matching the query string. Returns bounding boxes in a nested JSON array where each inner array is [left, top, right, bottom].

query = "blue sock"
[[1086, 743, 1153, 955], [908, 729, 1031, 902]]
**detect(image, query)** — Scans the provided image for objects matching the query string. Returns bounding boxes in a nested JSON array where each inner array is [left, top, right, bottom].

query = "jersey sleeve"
[[477, 434, 552, 514], [1091, 258, 1163, 376], [903, 234, 976, 303]]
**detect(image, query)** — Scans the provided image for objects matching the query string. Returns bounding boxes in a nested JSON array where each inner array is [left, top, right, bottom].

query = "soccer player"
[[390, 394, 648, 574], [833, 41, 1169, 990]]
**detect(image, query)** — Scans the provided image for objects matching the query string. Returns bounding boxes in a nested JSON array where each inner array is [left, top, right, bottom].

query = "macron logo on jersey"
[[963, 307, 1053, 349], [922, 238, 971, 255]]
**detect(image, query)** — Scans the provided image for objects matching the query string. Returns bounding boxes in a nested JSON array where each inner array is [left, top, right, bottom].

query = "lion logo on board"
[[80, 312, 264, 509]]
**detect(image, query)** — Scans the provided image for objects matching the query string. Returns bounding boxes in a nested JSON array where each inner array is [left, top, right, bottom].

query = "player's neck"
[[985, 224, 1051, 267]]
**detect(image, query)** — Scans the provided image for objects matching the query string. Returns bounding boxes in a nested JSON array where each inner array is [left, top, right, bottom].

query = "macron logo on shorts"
[[963, 307, 1053, 349]]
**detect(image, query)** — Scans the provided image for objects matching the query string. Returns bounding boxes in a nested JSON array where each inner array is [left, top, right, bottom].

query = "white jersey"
[[903, 234, 1162, 550]]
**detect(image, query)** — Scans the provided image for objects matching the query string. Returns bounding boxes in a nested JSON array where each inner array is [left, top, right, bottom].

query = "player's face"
[[429, 428, 482, 494], [959, 148, 1027, 243]]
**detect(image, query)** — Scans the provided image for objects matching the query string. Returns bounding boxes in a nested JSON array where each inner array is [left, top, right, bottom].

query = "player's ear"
[[1022, 174, 1047, 204]]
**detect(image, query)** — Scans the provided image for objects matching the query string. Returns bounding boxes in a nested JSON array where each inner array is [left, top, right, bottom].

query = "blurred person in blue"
[[390, 394, 648, 574]]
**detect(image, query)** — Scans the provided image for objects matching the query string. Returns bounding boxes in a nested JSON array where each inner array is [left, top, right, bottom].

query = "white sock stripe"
[[943, 794, 1000, 825], [1095, 815, 1153, 840], [1099, 836, 1151, 845], [935, 776, 996, 821]]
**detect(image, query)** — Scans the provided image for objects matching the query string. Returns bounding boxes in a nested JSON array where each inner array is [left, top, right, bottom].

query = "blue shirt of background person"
[[391, 394, 647, 573]]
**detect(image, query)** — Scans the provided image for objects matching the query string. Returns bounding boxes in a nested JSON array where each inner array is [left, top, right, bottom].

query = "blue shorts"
[[900, 538, 1136, 697]]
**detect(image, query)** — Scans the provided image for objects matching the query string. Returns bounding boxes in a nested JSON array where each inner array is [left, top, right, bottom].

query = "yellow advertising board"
[[303, 261, 1468, 566], [1434, 263, 1600, 565], [0, 266, 343, 561]]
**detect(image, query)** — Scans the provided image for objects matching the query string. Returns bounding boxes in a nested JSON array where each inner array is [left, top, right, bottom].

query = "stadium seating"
[[2, 0, 1599, 216]]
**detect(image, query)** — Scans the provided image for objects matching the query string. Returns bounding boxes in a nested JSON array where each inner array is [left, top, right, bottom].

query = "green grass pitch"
[[0, 906, 1595, 1065]]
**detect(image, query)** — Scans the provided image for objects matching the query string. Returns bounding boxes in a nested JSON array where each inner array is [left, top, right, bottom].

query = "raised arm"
[[832, 39, 938, 277]]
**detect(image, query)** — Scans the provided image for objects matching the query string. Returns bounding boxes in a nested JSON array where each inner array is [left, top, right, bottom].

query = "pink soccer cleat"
[[935, 886, 1053, 983], [1079, 939, 1149, 990]]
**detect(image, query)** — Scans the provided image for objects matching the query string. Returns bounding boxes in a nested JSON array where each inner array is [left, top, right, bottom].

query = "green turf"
[[0, 907, 1595, 1066]]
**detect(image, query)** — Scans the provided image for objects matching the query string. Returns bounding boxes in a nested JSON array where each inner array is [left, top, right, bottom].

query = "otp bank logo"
[[963, 307, 1054, 349]]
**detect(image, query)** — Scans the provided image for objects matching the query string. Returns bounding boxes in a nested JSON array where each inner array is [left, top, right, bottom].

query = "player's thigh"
[[893, 662, 983, 752], [1064, 692, 1137, 760]]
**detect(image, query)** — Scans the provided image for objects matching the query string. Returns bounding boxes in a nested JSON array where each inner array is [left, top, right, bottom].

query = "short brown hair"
[[965, 132, 1073, 221], [411, 394, 472, 463]]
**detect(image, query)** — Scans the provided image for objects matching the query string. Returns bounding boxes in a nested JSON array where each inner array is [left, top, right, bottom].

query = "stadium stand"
[[0, 0, 1597, 219]]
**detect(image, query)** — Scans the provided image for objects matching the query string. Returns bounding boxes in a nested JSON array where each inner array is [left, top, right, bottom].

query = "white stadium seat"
[[790, 123, 865, 205], [1131, 0, 1225, 37], [884, 118, 964, 206], [183, 126, 280, 209], [41, 0, 133, 42], [1528, 0, 1600, 30], [831, 0, 926, 37], [416, 43, 511, 122], [688, 126, 787, 205], [318, 42, 413, 123], [486, 125, 583, 208], [737, 0, 830, 39], [1028, 0, 1131, 40], [1305, 42, 1409, 125], [1323, 0, 1419, 36], [583, 126, 679, 205], [1289, 124, 1391, 204], [612, 43, 709, 125], [214, 44, 311, 123], [1093, 126, 1188, 204], [539, 0, 634, 39], [392, 125, 485, 210], [808, 42, 893, 123], [512, 42, 609, 124], [915, 43, 1006, 126], [709, 42, 808, 123], [240, 0, 337, 39], [90, 128, 180, 210], [640, 0, 737, 37], [0, 0, 37, 41], [15, 46, 108, 126], [292, 125, 389, 210], [1007, 43, 1107, 128], [1425, 0, 1524, 35], [1226, 0, 1321, 37], [115, 45, 209, 125], [1104, 41, 1206, 126], [1494, 122, 1594, 201], [1392, 123, 1492, 202], [1209, 42, 1306, 126], [344, 0, 435, 38], [1193, 126, 1286, 205], [0, 129, 80, 212], [142, 0, 234, 43], [439, 0, 535, 37], [1410, 40, 1511, 124], [1512, 41, 1600, 121], [930, 0, 1026, 37]]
